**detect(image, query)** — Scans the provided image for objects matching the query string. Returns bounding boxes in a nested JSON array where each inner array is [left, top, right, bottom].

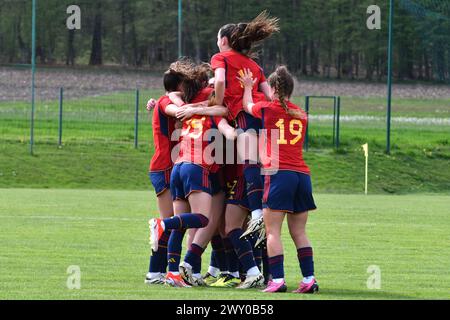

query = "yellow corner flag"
[[362, 143, 369, 195], [362, 143, 369, 157]]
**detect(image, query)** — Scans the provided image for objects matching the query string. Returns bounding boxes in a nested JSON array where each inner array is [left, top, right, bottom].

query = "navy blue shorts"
[[170, 162, 211, 201], [149, 168, 171, 196], [210, 170, 225, 196], [263, 171, 316, 213], [224, 165, 249, 210], [235, 111, 262, 132]]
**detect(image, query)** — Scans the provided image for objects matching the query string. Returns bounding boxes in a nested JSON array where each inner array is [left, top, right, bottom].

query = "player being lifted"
[[166, 62, 264, 289], [211, 11, 280, 246], [239, 66, 319, 294]]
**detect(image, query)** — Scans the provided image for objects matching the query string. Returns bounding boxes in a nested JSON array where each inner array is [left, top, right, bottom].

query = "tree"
[[89, 1, 103, 66]]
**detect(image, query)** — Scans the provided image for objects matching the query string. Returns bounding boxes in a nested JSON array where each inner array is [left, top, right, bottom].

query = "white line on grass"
[[0, 215, 144, 222], [0, 215, 379, 227], [310, 115, 450, 126]]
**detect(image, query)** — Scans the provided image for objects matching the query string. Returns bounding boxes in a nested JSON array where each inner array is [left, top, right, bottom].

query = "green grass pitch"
[[1, 189, 449, 300]]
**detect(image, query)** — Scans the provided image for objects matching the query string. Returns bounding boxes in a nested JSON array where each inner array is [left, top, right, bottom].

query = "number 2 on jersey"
[[275, 119, 303, 145]]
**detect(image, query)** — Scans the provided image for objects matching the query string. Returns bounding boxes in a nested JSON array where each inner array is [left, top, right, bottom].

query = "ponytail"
[[268, 66, 303, 119], [219, 10, 280, 57]]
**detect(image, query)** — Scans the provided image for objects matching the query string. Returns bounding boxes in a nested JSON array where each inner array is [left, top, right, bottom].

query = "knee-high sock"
[[163, 213, 209, 230], [167, 229, 186, 272], [210, 235, 227, 272], [149, 230, 171, 273], [268, 255, 284, 279], [228, 228, 257, 273], [243, 162, 263, 212], [184, 243, 205, 274], [297, 247, 315, 278], [248, 235, 262, 271], [223, 237, 239, 275]]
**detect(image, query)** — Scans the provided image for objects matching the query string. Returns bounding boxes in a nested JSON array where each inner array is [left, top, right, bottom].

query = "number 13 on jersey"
[[275, 119, 303, 145]]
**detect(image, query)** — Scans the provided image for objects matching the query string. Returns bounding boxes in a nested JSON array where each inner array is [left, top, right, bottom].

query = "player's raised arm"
[[237, 68, 257, 116]]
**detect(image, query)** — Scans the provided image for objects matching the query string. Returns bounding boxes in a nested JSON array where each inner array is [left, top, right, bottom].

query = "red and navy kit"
[[224, 163, 249, 210], [211, 50, 266, 129], [210, 165, 226, 196], [252, 100, 316, 213], [220, 141, 249, 209], [171, 87, 225, 200], [149, 95, 177, 195], [170, 162, 211, 200], [262, 171, 316, 213], [252, 100, 310, 174], [192, 87, 214, 104], [175, 114, 223, 170], [171, 113, 223, 200]]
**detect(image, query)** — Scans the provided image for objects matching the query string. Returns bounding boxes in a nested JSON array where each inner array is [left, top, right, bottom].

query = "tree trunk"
[[337, 54, 342, 79], [301, 43, 308, 76], [355, 53, 360, 79], [66, 29, 75, 66], [131, 21, 138, 66], [424, 51, 431, 81], [89, 3, 103, 66], [310, 40, 318, 75], [17, 15, 28, 63], [120, 0, 127, 66]]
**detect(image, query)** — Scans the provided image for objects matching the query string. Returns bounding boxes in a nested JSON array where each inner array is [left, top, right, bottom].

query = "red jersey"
[[149, 96, 177, 172], [176, 88, 223, 170], [252, 100, 310, 174], [191, 87, 214, 104], [176, 115, 223, 170], [211, 50, 267, 120]]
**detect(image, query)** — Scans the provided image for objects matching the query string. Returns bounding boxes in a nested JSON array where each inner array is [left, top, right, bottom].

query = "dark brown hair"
[[169, 58, 212, 103], [219, 10, 280, 58], [163, 70, 183, 92], [268, 66, 302, 118]]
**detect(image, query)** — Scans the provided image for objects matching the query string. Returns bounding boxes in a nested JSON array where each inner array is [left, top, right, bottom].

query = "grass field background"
[[0, 189, 449, 300], [1, 75, 449, 300], [1, 90, 449, 194]]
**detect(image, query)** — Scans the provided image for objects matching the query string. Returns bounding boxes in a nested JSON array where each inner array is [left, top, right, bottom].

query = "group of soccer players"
[[146, 11, 319, 294]]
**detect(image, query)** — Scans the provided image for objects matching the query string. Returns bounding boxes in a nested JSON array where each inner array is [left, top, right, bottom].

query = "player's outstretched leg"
[[149, 213, 209, 251], [155, 204, 209, 287]]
